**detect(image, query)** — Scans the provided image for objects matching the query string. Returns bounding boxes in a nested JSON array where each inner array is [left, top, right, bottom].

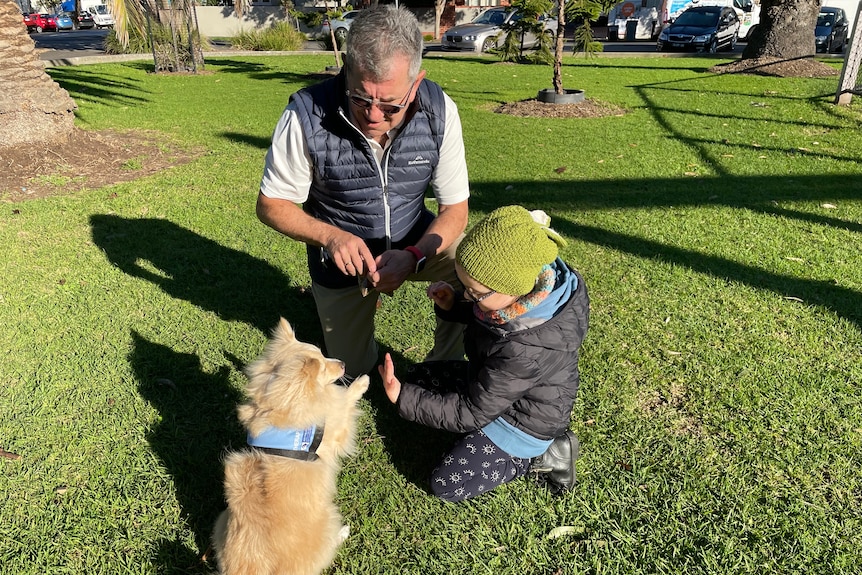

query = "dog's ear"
[[271, 318, 297, 345], [300, 356, 325, 390]]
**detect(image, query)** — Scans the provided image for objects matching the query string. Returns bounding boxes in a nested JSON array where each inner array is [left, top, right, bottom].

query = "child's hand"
[[427, 281, 455, 311], [377, 353, 401, 404]]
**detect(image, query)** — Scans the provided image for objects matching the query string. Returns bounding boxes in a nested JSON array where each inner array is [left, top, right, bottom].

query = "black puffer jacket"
[[396, 265, 589, 440]]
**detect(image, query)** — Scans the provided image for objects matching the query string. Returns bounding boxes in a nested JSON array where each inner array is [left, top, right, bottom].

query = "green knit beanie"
[[456, 205, 567, 296]]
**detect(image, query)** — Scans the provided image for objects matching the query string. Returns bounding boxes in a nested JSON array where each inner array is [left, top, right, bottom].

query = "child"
[[378, 205, 589, 502]]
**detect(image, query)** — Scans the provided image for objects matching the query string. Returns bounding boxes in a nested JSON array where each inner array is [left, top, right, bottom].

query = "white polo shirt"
[[260, 92, 470, 207]]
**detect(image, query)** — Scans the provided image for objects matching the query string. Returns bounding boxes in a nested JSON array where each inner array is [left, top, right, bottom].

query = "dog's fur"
[[211, 318, 369, 575]]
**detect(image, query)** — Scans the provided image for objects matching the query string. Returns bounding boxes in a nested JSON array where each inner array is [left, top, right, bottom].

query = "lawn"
[[1, 53, 861, 575]]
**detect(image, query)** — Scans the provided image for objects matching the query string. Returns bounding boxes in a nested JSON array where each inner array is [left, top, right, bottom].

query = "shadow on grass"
[[49, 67, 151, 107], [361, 346, 458, 493], [130, 332, 242, 573], [468, 173, 862, 331], [89, 215, 318, 336]]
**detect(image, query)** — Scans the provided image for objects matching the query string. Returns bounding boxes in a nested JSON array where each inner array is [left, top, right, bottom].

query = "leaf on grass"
[[547, 525, 584, 539], [616, 460, 633, 471], [554, 166, 567, 174], [785, 257, 804, 263], [584, 418, 596, 425], [155, 378, 176, 390], [597, 159, 605, 163], [663, 349, 682, 356], [721, 154, 734, 158], [0, 447, 21, 460], [796, 147, 811, 153], [55, 485, 68, 495], [821, 203, 837, 209], [684, 172, 698, 177], [783, 296, 804, 302], [505, 185, 514, 191], [758, 155, 767, 159]]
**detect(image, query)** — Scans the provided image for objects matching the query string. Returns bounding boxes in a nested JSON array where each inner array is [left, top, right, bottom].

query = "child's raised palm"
[[427, 281, 455, 310]]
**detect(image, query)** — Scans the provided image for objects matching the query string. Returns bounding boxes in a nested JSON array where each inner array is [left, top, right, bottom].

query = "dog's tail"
[[218, 453, 280, 575]]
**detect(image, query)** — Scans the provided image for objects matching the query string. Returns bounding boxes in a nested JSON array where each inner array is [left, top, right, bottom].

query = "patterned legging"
[[430, 429, 530, 502], [403, 361, 531, 503]]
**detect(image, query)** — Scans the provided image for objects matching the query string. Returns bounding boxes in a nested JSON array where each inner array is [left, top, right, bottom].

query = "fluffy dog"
[[211, 318, 369, 575]]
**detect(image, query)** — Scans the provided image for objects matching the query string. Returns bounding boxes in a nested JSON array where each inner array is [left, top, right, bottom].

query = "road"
[[34, 28, 751, 62]]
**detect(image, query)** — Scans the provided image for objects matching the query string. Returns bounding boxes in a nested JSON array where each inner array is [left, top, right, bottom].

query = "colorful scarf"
[[474, 264, 555, 325]]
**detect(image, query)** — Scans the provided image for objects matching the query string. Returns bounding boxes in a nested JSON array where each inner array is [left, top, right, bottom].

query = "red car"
[[23, 13, 57, 33]]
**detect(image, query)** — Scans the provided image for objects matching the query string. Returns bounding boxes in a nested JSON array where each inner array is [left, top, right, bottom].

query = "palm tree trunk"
[[0, 0, 77, 148]]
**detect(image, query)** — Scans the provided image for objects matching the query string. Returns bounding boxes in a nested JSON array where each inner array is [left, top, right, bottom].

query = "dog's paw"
[[351, 374, 370, 395], [338, 524, 350, 543]]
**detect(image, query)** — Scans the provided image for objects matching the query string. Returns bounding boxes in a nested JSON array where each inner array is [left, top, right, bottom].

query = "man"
[[257, 6, 470, 379]]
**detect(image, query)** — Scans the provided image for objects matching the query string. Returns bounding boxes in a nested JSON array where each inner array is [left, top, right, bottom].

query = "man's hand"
[[368, 249, 415, 293], [324, 230, 377, 278], [377, 353, 402, 404], [427, 281, 456, 311]]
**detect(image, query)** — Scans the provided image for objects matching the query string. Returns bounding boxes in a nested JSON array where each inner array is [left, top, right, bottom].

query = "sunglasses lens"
[[349, 94, 403, 115]]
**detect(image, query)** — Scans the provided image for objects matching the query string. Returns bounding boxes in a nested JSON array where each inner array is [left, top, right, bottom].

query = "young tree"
[[0, 0, 77, 147], [742, 0, 820, 59]]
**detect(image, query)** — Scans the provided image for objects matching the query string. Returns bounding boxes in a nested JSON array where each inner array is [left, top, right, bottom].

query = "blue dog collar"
[[248, 425, 324, 461]]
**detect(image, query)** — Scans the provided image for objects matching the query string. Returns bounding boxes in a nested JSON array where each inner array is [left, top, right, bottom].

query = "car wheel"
[[334, 27, 348, 42], [481, 37, 496, 52], [35, 25, 42, 33], [708, 37, 718, 54]]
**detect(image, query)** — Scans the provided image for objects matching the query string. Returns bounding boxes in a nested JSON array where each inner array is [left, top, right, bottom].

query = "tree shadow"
[[49, 67, 151, 108]]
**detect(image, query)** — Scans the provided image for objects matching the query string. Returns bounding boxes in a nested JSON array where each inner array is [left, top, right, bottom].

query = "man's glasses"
[[346, 80, 417, 116], [464, 286, 496, 303]]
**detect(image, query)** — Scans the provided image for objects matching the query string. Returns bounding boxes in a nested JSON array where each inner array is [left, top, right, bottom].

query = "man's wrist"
[[404, 246, 427, 273]]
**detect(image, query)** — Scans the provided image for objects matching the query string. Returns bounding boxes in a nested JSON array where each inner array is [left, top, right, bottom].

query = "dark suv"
[[657, 6, 741, 53]]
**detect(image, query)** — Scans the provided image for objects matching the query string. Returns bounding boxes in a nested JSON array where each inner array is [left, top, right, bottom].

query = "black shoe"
[[531, 431, 579, 495]]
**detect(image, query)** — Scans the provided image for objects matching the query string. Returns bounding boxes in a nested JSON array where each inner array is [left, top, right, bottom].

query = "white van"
[[608, 0, 761, 40]]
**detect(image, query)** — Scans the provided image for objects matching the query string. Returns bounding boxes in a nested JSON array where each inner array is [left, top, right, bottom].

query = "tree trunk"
[[434, 0, 445, 40], [553, 0, 566, 93], [0, 0, 77, 148], [742, 0, 820, 59]]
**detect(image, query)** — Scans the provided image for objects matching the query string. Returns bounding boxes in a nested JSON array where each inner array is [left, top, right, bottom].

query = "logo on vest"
[[408, 155, 431, 166]]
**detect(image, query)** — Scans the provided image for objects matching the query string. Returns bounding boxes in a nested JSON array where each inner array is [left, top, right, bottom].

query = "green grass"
[[2, 54, 861, 574]]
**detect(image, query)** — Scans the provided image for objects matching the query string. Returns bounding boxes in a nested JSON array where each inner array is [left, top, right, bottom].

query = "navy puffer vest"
[[291, 73, 446, 288]]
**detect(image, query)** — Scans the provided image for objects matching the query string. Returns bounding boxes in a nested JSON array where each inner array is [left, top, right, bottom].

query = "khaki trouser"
[[311, 237, 466, 378]]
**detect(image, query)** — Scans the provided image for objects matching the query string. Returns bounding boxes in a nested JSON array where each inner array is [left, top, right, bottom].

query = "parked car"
[[52, 12, 74, 31], [441, 7, 558, 53], [815, 6, 849, 53], [22, 12, 38, 31], [656, 5, 740, 53], [89, 5, 114, 29], [75, 10, 95, 29], [26, 13, 57, 33], [321, 9, 360, 43]]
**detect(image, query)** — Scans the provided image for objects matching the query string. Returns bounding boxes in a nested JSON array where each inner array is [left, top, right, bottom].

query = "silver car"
[[441, 7, 557, 53], [321, 9, 360, 43]]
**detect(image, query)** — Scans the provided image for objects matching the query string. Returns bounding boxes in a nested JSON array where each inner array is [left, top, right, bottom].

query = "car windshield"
[[817, 12, 835, 27], [93, 5, 109, 14], [473, 10, 507, 25], [674, 9, 720, 27]]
